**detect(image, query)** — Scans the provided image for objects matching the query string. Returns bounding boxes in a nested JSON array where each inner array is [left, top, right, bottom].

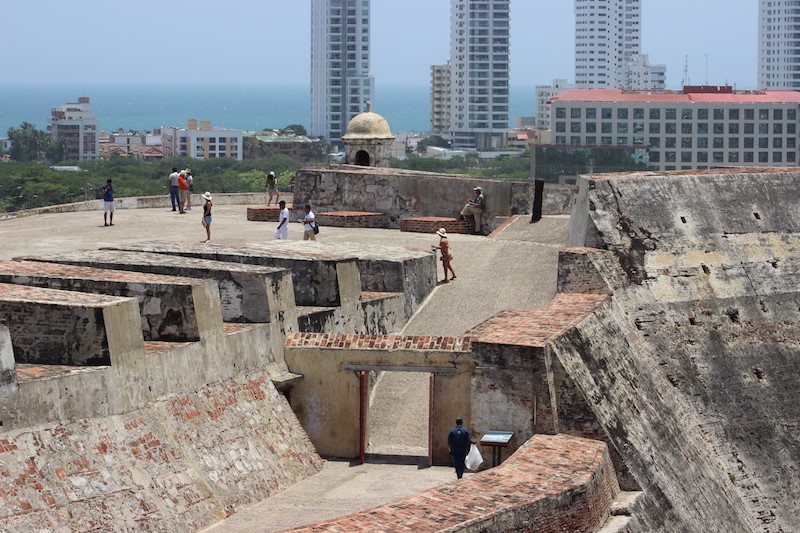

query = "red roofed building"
[[546, 86, 800, 171]]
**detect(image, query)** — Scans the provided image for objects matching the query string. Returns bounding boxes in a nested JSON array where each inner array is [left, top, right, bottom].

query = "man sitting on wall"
[[460, 186, 486, 234]]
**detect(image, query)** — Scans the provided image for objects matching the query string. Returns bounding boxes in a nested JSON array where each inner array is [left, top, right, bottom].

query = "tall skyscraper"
[[449, 0, 511, 150], [430, 64, 451, 134], [758, 0, 800, 90], [310, 0, 375, 146], [574, 0, 664, 89]]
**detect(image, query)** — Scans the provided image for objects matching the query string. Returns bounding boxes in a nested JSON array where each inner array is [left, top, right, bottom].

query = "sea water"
[[0, 84, 535, 136]]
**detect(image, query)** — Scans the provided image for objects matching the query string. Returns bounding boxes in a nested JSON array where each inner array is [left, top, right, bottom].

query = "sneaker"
[[104, 223, 108, 227]]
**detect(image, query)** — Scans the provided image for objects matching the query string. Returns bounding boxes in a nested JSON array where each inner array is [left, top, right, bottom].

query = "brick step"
[[316, 211, 390, 229], [14, 363, 108, 383], [246, 205, 303, 222], [400, 216, 476, 235]]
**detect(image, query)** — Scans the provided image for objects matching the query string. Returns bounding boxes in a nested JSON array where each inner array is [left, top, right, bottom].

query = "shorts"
[[267, 186, 278, 193], [104, 201, 115, 213], [203, 215, 212, 226]]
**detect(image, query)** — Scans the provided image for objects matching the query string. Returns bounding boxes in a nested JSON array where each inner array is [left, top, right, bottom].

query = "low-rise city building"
[[548, 86, 800, 171], [159, 119, 243, 160]]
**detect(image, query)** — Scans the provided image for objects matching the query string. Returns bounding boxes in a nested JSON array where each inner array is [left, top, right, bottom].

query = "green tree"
[[281, 124, 308, 136], [7, 122, 50, 162]]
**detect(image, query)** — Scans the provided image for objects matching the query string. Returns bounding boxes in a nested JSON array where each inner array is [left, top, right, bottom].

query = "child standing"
[[433, 228, 456, 282]]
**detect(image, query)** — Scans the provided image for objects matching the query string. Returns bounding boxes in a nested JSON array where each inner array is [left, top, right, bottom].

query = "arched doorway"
[[355, 150, 371, 166]]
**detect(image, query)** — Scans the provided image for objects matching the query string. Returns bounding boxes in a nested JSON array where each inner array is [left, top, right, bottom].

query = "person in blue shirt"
[[101, 179, 116, 227], [448, 417, 472, 479]]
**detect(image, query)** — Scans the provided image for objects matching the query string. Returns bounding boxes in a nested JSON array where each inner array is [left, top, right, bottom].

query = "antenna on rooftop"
[[681, 55, 690, 87]]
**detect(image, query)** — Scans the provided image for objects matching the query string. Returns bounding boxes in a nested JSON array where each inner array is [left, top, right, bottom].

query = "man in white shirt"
[[303, 204, 316, 241], [275, 200, 290, 240]]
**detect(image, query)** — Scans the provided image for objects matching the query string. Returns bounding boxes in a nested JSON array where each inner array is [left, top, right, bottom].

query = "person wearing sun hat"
[[201, 191, 213, 242], [432, 228, 456, 282], [459, 186, 486, 234]]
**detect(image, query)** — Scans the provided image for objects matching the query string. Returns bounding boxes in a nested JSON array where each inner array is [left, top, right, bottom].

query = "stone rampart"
[[563, 168, 800, 531], [109, 240, 435, 323], [0, 283, 141, 367], [20, 250, 296, 326], [0, 192, 277, 221], [0, 371, 322, 532], [0, 261, 219, 342], [285, 434, 619, 533]]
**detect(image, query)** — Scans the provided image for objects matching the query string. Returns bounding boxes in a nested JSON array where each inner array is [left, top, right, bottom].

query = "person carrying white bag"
[[448, 418, 481, 479]]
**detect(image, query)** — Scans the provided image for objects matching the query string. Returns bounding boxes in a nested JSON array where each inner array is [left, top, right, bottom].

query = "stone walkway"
[[0, 205, 570, 532]]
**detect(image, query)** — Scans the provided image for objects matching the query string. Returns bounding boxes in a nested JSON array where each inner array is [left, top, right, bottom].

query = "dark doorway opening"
[[355, 150, 371, 166]]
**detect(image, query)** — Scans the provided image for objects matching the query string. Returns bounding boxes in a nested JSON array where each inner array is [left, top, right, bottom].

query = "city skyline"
[[2, 1, 756, 90]]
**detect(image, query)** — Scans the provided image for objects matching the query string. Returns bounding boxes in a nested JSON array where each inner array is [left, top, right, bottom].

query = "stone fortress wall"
[[1, 166, 798, 532]]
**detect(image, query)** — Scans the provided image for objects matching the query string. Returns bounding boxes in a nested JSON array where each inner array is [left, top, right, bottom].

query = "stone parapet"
[[20, 250, 295, 326], [0, 283, 141, 367], [284, 434, 619, 533], [0, 260, 221, 342]]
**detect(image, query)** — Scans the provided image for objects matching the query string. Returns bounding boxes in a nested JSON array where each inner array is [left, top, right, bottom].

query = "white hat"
[[474, 186, 482, 192], [202, 191, 213, 201], [436, 228, 447, 238], [269, 171, 276, 177]]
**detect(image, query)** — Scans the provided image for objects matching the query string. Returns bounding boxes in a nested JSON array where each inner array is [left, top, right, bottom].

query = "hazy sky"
[[1, 0, 756, 90]]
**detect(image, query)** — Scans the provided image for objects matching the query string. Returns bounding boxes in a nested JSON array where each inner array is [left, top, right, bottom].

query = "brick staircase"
[[316, 211, 389, 229]]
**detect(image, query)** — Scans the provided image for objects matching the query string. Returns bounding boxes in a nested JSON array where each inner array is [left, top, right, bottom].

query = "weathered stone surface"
[[0, 283, 141, 367], [564, 168, 800, 532], [0, 260, 219, 342], [108, 240, 435, 323], [0, 321, 17, 399], [0, 371, 322, 533], [19, 250, 294, 326]]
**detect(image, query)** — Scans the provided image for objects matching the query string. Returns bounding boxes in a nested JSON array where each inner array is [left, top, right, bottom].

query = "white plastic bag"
[[274, 228, 281, 239], [464, 443, 483, 471]]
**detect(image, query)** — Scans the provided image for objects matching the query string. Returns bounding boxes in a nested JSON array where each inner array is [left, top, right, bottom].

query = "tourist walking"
[[460, 186, 486, 234], [275, 200, 289, 240], [201, 191, 213, 242], [167, 167, 180, 211], [448, 418, 472, 479], [266, 170, 279, 205], [101, 179, 116, 227], [432, 228, 456, 282], [303, 204, 317, 241]]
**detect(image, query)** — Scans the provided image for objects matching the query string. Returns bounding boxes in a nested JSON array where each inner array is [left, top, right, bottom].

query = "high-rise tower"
[[758, 0, 800, 90], [574, 0, 664, 89], [311, 0, 375, 145], [449, 0, 511, 150]]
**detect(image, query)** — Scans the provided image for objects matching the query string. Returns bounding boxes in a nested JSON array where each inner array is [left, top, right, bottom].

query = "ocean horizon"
[[0, 83, 535, 138]]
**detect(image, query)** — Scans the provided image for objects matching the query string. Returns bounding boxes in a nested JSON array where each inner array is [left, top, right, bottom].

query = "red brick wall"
[[400, 216, 475, 234]]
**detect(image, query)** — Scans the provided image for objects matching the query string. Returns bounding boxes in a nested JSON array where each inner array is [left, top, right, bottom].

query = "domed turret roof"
[[342, 108, 394, 140]]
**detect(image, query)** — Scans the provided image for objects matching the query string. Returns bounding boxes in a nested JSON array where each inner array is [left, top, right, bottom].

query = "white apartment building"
[[49, 97, 100, 161], [758, 0, 800, 90], [536, 79, 574, 130], [311, 0, 374, 146], [449, 0, 511, 150], [431, 64, 451, 134], [160, 120, 243, 160], [574, 0, 664, 89], [548, 87, 800, 171]]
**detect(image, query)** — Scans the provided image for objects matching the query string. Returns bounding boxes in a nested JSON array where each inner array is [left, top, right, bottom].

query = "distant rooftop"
[[550, 86, 800, 104]]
